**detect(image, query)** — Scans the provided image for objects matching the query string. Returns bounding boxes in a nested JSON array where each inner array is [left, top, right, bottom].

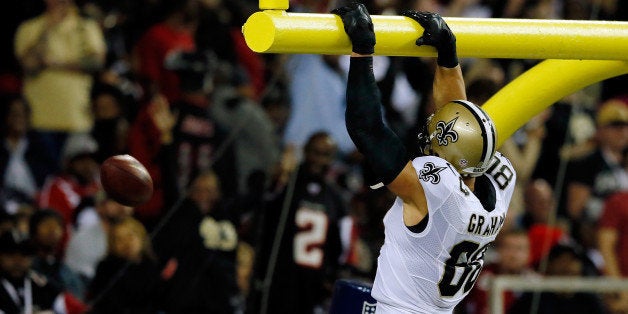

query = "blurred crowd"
[[0, 0, 627, 313]]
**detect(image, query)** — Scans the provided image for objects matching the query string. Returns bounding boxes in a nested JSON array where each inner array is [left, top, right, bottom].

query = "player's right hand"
[[401, 11, 458, 68], [331, 3, 376, 55]]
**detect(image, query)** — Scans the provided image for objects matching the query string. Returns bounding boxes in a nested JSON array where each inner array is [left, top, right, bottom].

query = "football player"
[[332, 3, 516, 313]]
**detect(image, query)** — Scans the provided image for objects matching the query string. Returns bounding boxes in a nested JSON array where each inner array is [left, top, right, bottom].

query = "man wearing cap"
[[37, 133, 101, 226], [0, 230, 68, 313], [565, 99, 628, 222]]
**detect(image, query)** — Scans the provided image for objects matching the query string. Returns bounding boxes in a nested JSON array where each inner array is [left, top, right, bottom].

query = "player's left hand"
[[401, 11, 458, 68], [332, 3, 376, 55]]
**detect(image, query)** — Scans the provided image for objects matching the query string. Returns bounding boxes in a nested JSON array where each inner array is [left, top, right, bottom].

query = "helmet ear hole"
[[417, 115, 435, 156]]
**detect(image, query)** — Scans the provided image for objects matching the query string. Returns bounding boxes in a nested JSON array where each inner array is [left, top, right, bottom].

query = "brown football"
[[100, 154, 153, 207]]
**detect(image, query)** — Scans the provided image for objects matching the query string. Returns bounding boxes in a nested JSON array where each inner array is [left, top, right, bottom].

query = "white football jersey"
[[372, 152, 515, 314]]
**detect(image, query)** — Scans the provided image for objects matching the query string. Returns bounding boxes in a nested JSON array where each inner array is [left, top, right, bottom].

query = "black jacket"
[[153, 198, 241, 314], [88, 255, 165, 314]]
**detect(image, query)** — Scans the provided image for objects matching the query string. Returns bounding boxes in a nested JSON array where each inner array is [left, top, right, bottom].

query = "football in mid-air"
[[100, 154, 153, 207]]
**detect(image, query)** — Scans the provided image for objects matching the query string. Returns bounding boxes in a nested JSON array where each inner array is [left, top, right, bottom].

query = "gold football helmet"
[[419, 100, 497, 177]]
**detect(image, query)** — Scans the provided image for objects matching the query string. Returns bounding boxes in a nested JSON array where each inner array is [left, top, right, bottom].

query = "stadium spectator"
[[251, 131, 347, 314], [598, 191, 628, 312], [14, 0, 106, 162], [210, 84, 281, 195], [126, 94, 174, 227], [195, 0, 266, 99], [460, 228, 535, 314], [508, 243, 608, 314], [37, 133, 101, 227], [131, 0, 198, 102], [153, 170, 243, 313], [261, 86, 291, 138], [565, 98, 628, 222], [88, 217, 165, 314], [29, 209, 85, 300], [338, 191, 376, 280], [89, 83, 130, 163], [520, 179, 567, 267], [0, 94, 56, 213], [283, 54, 356, 157], [64, 192, 133, 286], [128, 51, 238, 227], [532, 95, 597, 189], [0, 230, 85, 314]]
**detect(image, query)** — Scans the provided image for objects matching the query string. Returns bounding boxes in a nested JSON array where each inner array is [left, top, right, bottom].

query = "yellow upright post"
[[244, 3, 628, 144], [483, 59, 628, 147], [259, 0, 288, 10], [242, 11, 628, 60]]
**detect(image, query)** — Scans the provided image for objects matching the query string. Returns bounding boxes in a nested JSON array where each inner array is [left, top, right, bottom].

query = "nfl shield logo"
[[362, 301, 377, 314]]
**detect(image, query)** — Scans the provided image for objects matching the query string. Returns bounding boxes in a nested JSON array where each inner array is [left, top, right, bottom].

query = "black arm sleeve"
[[346, 57, 408, 187]]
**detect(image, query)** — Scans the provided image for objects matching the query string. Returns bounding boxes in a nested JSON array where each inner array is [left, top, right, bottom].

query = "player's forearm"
[[346, 57, 388, 146], [433, 65, 466, 110], [346, 57, 407, 185]]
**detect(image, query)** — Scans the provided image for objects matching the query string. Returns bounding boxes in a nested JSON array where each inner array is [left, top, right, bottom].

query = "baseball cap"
[[61, 133, 98, 162], [597, 99, 628, 127]]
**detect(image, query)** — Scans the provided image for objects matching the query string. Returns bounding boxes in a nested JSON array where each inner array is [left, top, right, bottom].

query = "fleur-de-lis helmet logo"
[[435, 117, 459, 146]]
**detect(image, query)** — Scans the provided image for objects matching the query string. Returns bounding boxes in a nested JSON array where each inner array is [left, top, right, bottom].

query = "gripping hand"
[[401, 11, 458, 68], [332, 3, 376, 55]]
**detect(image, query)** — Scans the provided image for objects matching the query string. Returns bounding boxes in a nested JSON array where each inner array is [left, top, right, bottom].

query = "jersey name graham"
[[467, 212, 505, 237], [371, 153, 515, 314]]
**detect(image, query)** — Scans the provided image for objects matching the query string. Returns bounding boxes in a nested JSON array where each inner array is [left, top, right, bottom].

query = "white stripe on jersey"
[[371, 153, 515, 313]]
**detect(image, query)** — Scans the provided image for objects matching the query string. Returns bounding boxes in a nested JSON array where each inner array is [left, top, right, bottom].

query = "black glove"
[[401, 11, 458, 68], [332, 3, 376, 55]]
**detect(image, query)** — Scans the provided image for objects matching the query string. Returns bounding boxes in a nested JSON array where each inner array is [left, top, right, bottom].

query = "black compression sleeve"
[[346, 57, 408, 186]]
